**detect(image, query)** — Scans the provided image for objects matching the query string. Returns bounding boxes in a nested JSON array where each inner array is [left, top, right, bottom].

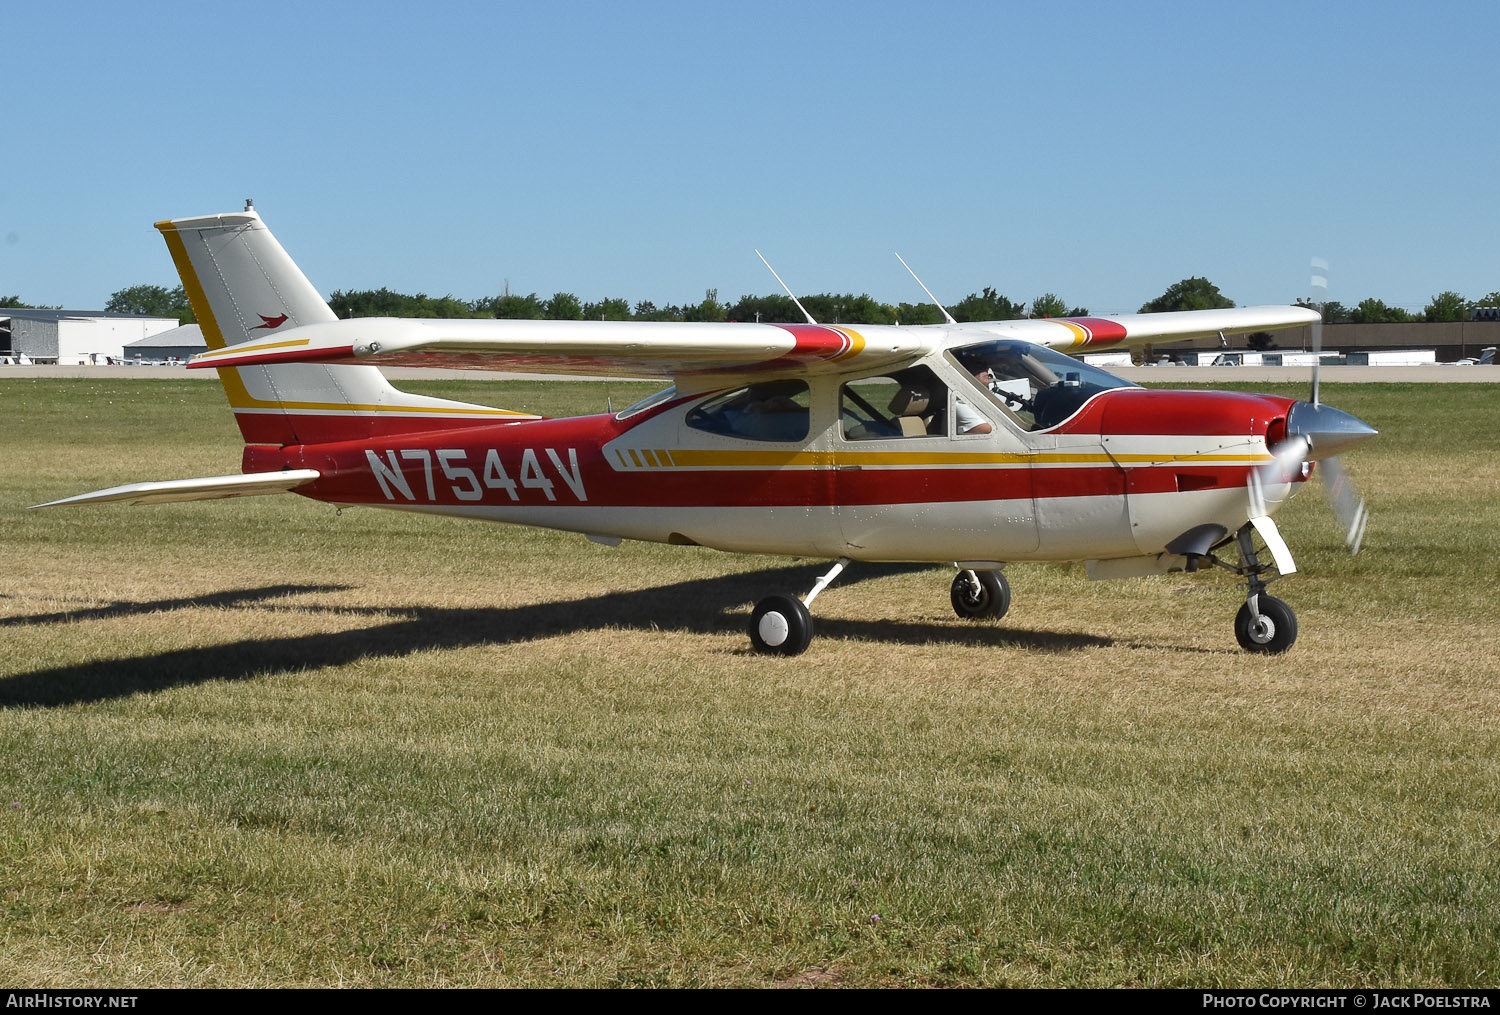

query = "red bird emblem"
[[251, 313, 289, 330]]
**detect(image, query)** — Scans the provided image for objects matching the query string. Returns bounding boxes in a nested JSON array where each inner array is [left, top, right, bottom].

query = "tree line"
[[6, 278, 1500, 326]]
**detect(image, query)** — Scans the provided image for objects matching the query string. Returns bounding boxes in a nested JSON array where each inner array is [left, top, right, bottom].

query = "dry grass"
[[1, 377, 1497, 987]]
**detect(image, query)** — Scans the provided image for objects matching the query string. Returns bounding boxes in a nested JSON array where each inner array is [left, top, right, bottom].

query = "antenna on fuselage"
[[894, 252, 957, 325], [754, 250, 817, 325]]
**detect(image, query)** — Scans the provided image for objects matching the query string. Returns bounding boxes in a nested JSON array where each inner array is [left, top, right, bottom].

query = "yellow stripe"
[[832, 326, 866, 361], [1054, 321, 1088, 350], [195, 338, 311, 360], [663, 449, 1269, 468]]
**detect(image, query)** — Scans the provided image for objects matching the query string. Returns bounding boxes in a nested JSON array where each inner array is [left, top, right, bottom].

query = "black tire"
[[951, 570, 1011, 621], [750, 594, 814, 655], [1234, 595, 1298, 653]]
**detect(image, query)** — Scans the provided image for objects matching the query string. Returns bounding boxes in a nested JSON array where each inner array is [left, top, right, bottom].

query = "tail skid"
[[159, 205, 534, 446]]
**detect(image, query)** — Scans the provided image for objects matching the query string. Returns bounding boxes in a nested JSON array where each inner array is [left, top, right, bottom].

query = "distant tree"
[[895, 301, 945, 325], [635, 302, 684, 322], [1424, 291, 1467, 322], [1138, 277, 1234, 314], [1246, 331, 1276, 351], [950, 287, 1025, 323], [1029, 293, 1072, 318], [1472, 291, 1500, 308], [327, 288, 479, 319], [106, 283, 194, 324], [583, 297, 632, 321], [682, 288, 728, 323], [728, 293, 803, 323], [489, 292, 545, 319], [0, 295, 60, 309], [795, 293, 895, 325], [1320, 300, 1352, 324], [1348, 298, 1415, 324], [544, 292, 583, 320]]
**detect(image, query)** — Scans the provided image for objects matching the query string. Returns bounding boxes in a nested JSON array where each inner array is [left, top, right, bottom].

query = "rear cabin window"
[[684, 379, 811, 442]]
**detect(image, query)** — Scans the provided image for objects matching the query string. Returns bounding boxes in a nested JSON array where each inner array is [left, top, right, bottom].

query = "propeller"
[[1251, 259, 1374, 553]]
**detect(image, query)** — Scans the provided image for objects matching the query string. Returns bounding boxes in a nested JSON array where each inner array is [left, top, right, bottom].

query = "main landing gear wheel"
[[750, 594, 814, 656], [951, 570, 1010, 621], [1234, 595, 1298, 654]]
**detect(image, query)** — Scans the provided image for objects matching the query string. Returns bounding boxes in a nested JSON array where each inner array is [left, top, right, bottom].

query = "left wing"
[[187, 318, 935, 381]]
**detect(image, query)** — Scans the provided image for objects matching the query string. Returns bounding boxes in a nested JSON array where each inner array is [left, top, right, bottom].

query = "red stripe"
[[188, 345, 357, 369], [234, 410, 539, 445], [1063, 317, 1128, 347], [773, 324, 853, 360]]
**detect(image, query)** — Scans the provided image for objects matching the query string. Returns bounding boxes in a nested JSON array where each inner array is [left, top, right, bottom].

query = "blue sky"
[[3, 0, 1496, 315]]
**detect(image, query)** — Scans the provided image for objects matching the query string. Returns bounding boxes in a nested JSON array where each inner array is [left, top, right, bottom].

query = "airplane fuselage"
[[247, 365, 1303, 568]]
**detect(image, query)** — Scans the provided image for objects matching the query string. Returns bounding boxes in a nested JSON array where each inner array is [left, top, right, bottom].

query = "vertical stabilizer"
[[157, 208, 531, 445]]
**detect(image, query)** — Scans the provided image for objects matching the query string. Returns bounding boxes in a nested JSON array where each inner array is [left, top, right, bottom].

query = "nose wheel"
[[1234, 594, 1298, 653], [1200, 521, 1301, 654]]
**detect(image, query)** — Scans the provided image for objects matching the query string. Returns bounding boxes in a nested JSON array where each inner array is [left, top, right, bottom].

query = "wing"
[[187, 318, 935, 382], [954, 305, 1321, 353], [34, 470, 321, 508]]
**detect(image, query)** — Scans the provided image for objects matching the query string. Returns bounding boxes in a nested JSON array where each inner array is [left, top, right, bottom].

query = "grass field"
[[2, 377, 1498, 987]]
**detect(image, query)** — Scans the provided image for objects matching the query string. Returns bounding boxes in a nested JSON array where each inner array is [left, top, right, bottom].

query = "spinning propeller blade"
[[1254, 258, 1371, 552]]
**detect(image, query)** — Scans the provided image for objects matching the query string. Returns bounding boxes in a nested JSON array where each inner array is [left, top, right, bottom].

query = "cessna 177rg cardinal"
[[40, 206, 1375, 655]]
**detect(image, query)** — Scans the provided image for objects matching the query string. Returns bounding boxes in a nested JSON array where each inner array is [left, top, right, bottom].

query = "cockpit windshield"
[[948, 340, 1137, 431]]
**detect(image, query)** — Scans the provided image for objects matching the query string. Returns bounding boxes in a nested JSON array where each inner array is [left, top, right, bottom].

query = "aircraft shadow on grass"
[[1, 562, 1111, 708]]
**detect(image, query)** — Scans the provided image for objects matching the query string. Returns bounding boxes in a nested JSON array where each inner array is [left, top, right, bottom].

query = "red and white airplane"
[[42, 206, 1375, 655]]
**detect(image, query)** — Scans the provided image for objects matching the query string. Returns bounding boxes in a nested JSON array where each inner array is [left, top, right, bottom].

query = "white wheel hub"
[[757, 611, 790, 647], [1250, 616, 1276, 642]]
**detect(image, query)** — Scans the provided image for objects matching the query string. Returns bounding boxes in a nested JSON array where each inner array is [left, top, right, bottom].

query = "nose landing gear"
[[1201, 521, 1300, 654]]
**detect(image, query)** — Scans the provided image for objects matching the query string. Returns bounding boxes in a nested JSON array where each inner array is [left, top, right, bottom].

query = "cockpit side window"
[[685, 379, 811, 442], [947, 340, 1136, 431], [840, 366, 949, 440]]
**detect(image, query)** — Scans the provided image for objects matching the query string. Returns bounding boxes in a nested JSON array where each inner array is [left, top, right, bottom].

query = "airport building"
[[123, 324, 207, 364], [0, 308, 180, 364], [1162, 319, 1500, 364]]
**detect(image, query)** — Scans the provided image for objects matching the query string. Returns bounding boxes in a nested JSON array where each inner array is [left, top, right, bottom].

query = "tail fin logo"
[[252, 313, 290, 330]]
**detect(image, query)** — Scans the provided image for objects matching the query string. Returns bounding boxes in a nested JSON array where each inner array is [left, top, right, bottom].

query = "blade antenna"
[[1309, 257, 1328, 407], [755, 250, 817, 325], [895, 252, 957, 325]]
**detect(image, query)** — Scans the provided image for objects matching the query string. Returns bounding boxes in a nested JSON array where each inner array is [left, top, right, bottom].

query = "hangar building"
[[0, 308, 180, 364], [123, 324, 207, 364]]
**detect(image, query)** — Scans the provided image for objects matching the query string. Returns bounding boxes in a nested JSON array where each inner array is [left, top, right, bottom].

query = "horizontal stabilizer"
[[33, 470, 321, 508]]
